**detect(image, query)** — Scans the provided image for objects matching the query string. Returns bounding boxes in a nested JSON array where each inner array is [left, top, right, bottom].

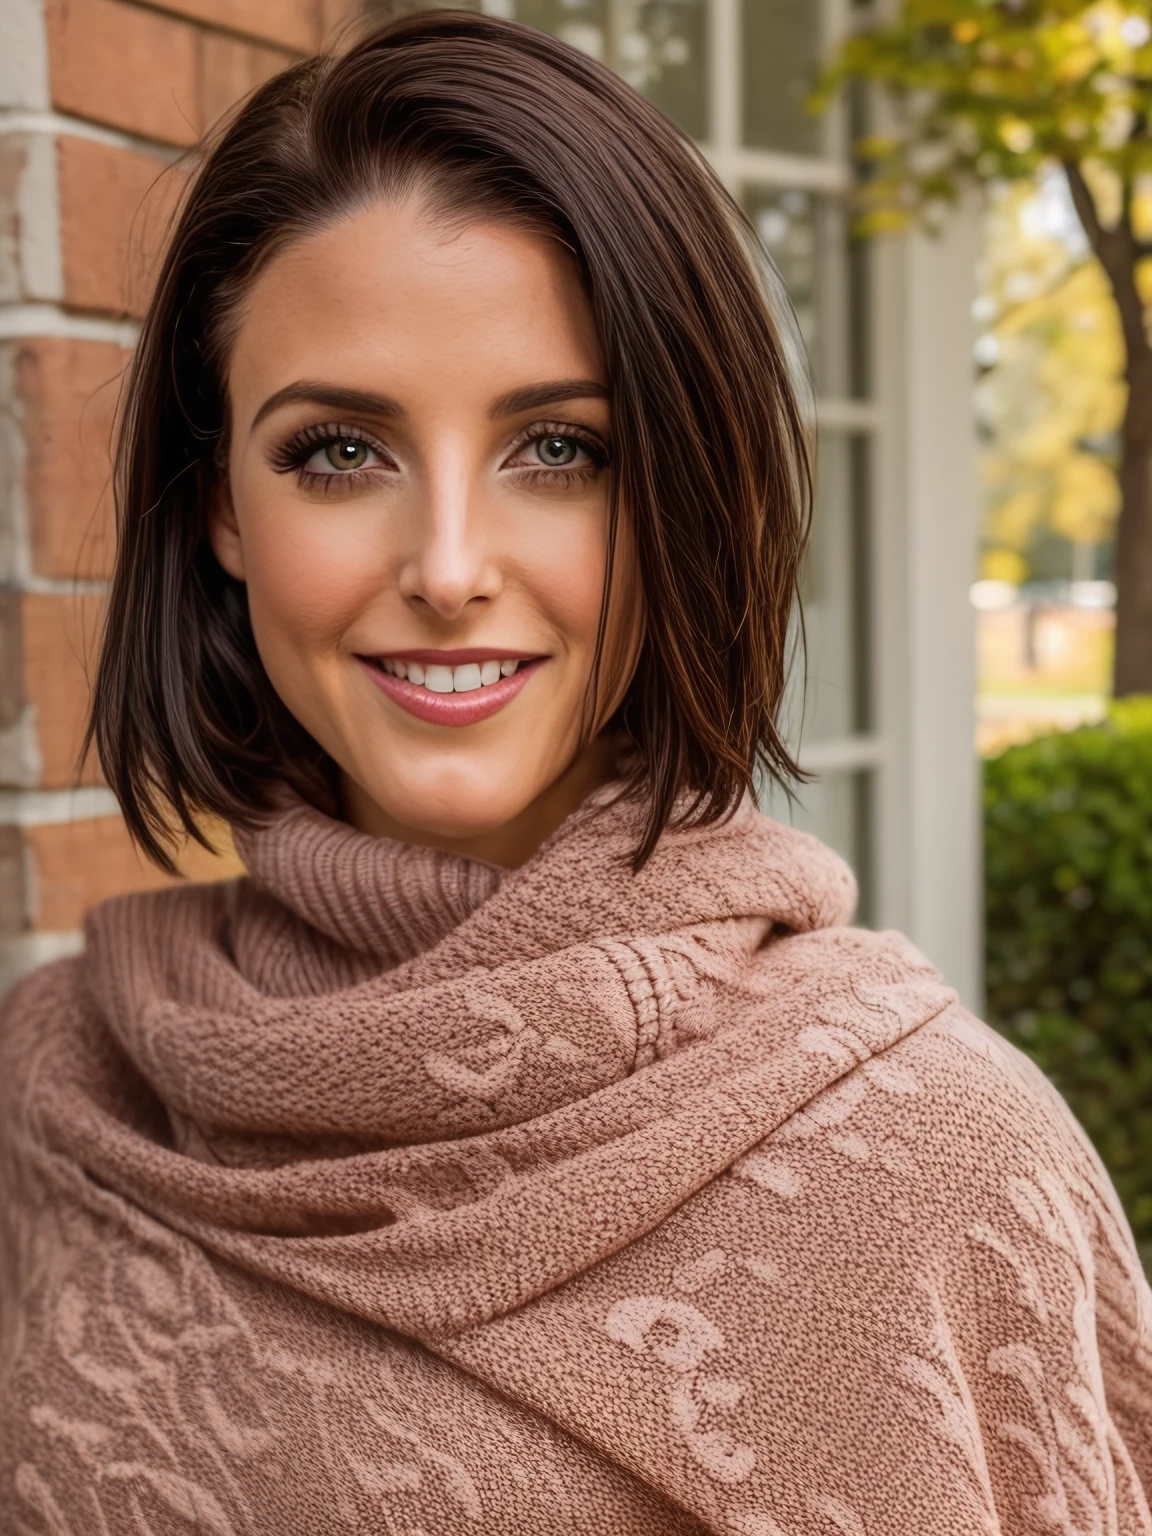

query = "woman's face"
[[213, 195, 640, 864]]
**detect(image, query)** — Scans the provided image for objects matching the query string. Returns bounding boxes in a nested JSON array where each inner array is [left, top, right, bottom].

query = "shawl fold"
[[3, 791, 1151, 1535]]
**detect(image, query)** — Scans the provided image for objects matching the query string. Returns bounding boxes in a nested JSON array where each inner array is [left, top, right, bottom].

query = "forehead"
[[228, 197, 605, 420]]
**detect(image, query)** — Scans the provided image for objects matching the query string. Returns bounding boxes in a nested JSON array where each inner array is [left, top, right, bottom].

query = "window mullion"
[[707, 0, 740, 165]]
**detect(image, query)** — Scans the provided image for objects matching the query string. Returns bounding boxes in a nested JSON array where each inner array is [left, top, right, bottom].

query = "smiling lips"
[[359, 649, 544, 725]]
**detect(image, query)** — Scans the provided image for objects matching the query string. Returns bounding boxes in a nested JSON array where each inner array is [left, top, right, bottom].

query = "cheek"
[[239, 498, 387, 652], [511, 512, 610, 660]]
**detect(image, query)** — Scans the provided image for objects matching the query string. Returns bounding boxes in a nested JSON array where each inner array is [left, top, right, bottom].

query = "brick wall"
[[0, 0, 356, 991]]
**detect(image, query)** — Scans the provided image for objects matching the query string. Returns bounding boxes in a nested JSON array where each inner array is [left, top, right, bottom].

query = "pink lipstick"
[[358, 650, 545, 726]]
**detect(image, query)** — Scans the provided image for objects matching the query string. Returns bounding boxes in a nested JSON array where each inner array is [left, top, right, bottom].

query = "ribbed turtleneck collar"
[[232, 795, 505, 969], [80, 786, 864, 1172], [56, 786, 963, 1341]]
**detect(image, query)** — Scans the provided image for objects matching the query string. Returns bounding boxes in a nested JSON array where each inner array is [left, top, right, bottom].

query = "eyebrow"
[[489, 379, 610, 417], [251, 383, 404, 432], [250, 376, 610, 433]]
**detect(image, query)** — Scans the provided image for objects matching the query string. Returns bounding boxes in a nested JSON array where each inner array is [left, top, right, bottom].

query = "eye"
[[534, 434, 581, 468], [307, 437, 379, 474], [268, 423, 394, 486], [503, 425, 606, 478]]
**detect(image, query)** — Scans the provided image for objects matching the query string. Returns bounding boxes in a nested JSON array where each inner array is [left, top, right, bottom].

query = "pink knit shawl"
[[2, 790, 1151, 1535]]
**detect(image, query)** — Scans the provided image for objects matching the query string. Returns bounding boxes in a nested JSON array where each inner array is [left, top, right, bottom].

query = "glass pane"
[[487, 0, 606, 59], [743, 184, 857, 412], [760, 770, 874, 922], [799, 433, 871, 742], [745, 186, 819, 368], [618, 0, 708, 142], [488, 0, 707, 140], [743, 0, 823, 156]]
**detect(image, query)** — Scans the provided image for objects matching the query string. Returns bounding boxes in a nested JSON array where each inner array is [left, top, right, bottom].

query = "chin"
[[372, 774, 538, 844], [406, 806, 522, 842]]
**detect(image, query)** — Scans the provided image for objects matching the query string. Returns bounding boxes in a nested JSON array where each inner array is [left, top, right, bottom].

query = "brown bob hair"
[[88, 7, 811, 871]]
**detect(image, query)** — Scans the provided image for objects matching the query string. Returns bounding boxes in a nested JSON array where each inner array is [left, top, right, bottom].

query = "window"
[[483, 0, 708, 137], [743, 0, 823, 157], [480, 0, 887, 921]]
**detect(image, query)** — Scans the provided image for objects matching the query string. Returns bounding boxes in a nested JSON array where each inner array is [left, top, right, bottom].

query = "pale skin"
[[211, 194, 642, 869]]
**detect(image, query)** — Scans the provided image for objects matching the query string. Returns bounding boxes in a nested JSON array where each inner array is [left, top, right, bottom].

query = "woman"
[[2, 11, 1150, 1534]]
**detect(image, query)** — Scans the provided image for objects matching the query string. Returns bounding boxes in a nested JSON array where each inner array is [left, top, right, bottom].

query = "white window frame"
[[704, 0, 981, 1004], [498, 0, 983, 1002]]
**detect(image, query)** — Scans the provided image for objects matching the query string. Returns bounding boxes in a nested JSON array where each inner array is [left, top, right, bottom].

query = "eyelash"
[[268, 420, 610, 494], [510, 422, 612, 489], [268, 422, 392, 495]]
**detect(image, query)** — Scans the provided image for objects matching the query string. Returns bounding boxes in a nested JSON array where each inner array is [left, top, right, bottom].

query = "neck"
[[340, 735, 621, 870]]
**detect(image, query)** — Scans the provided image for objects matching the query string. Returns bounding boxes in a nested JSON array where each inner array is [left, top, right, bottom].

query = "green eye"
[[536, 435, 578, 467], [325, 439, 369, 470]]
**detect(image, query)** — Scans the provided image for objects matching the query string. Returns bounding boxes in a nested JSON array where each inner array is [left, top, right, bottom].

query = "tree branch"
[[1063, 159, 1151, 376], [1063, 158, 1107, 251]]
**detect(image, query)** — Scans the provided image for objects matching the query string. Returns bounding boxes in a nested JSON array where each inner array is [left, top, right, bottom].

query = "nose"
[[396, 447, 501, 622]]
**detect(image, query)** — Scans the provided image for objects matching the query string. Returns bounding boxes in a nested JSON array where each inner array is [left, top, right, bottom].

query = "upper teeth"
[[379, 658, 522, 692]]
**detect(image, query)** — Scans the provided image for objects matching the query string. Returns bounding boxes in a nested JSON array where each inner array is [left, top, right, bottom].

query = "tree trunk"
[[1063, 162, 1152, 694], [1115, 362, 1152, 694]]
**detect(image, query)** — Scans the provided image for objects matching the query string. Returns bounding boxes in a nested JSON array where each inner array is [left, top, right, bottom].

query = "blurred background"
[[2, 0, 1150, 1261]]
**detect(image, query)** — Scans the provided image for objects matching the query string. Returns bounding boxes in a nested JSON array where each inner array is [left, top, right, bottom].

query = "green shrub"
[[984, 697, 1152, 1266]]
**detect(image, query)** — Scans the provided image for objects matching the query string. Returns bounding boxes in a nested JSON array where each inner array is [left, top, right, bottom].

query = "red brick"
[[0, 828, 26, 935], [46, 0, 301, 148], [198, 30, 294, 132], [0, 139, 31, 303], [27, 815, 243, 931], [15, 337, 128, 581], [21, 591, 104, 788], [153, 0, 321, 53], [47, 0, 201, 148], [57, 135, 185, 316], [0, 590, 21, 732], [317, 0, 354, 42]]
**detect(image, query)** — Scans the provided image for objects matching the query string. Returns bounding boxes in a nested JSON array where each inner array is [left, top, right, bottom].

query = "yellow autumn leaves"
[[817, 2, 1152, 576], [819, 2, 1152, 231], [980, 181, 1128, 571]]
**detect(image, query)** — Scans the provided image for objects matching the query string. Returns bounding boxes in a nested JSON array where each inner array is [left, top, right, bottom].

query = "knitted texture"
[[2, 790, 1150, 1535]]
